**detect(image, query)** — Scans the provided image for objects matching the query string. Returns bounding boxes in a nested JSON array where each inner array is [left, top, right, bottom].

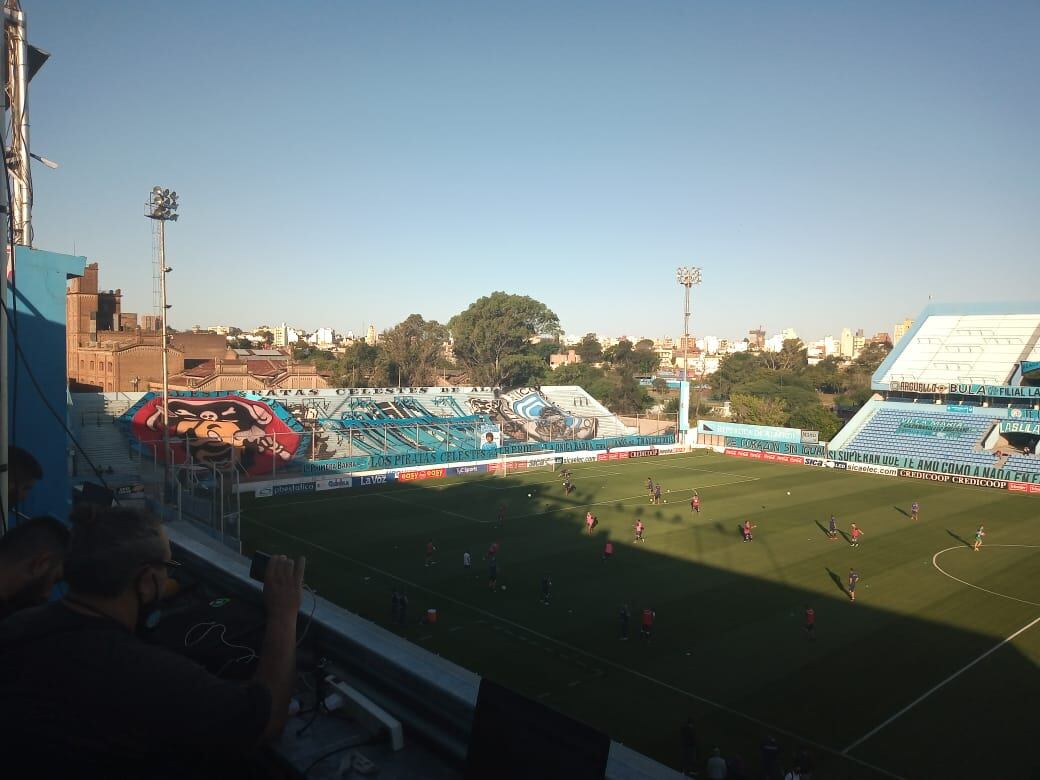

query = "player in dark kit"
[[828, 514, 838, 541], [653, 484, 663, 505], [541, 574, 552, 605], [910, 501, 920, 521], [647, 477, 654, 497], [848, 568, 859, 602], [563, 478, 574, 496]]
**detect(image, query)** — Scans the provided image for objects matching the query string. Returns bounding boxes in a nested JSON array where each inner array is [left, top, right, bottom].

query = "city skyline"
[[28, 1, 1039, 339]]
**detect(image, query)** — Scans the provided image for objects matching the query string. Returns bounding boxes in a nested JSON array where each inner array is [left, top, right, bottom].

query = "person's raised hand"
[[263, 554, 306, 619]]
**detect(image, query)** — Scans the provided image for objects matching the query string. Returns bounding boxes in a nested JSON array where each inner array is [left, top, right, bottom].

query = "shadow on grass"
[[814, 520, 831, 539], [826, 567, 847, 596], [893, 506, 910, 518], [838, 529, 851, 544], [946, 529, 973, 549]]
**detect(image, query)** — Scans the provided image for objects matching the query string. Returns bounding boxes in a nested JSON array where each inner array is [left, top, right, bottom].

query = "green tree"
[[604, 369, 653, 415], [449, 292, 561, 386], [603, 338, 633, 367], [730, 393, 788, 427], [787, 403, 842, 442], [374, 314, 448, 387], [576, 333, 603, 364], [652, 377, 669, 394], [631, 341, 660, 375]]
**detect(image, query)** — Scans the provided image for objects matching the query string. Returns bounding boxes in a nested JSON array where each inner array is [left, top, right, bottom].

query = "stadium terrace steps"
[[72, 393, 142, 475], [833, 401, 1040, 475], [540, 385, 635, 436]]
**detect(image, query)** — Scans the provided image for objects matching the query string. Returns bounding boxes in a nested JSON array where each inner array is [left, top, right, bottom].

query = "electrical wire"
[[297, 585, 318, 647], [0, 294, 117, 500]]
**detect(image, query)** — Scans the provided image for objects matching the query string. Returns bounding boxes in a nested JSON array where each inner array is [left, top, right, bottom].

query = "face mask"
[[135, 573, 163, 634]]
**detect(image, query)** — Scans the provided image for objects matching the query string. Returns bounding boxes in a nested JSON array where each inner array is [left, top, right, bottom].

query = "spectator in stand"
[[679, 717, 698, 776], [6, 446, 43, 522], [705, 747, 728, 779], [761, 735, 781, 779], [0, 516, 69, 621], [0, 505, 305, 778]]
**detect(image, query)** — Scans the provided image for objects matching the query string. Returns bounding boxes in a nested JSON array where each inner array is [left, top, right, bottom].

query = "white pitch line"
[[843, 614, 1040, 755], [249, 517, 904, 780], [931, 545, 1040, 607]]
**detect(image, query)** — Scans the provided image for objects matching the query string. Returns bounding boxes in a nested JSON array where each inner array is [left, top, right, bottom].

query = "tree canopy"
[[448, 292, 561, 387]]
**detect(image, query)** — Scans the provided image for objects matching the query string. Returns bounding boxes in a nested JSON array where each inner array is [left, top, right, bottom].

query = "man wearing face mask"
[[0, 516, 69, 620], [0, 505, 305, 778]]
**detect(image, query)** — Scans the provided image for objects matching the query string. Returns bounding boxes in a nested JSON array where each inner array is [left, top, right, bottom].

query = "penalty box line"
[[842, 614, 1040, 755], [248, 517, 905, 780]]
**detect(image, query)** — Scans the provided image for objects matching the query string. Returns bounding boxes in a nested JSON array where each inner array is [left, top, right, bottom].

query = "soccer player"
[[488, 557, 498, 590], [640, 607, 655, 640], [850, 523, 863, 548], [463, 550, 472, 569], [647, 477, 654, 497], [973, 525, 985, 552], [425, 540, 437, 567], [586, 512, 595, 534], [910, 501, 920, 521], [848, 568, 859, 602], [564, 478, 575, 496], [497, 503, 507, 524], [602, 539, 614, 561], [634, 519, 645, 543], [487, 541, 500, 559], [691, 494, 701, 514], [653, 484, 663, 505], [804, 606, 816, 640], [742, 520, 755, 542], [541, 574, 552, 605], [619, 603, 630, 640], [828, 514, 838, 541]]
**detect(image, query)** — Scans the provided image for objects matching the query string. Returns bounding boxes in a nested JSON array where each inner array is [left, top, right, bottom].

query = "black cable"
[[0, 295, 117, 500], [2, 102, 20, 458]]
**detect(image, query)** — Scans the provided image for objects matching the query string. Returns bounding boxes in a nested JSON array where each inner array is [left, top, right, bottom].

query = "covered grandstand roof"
[[874, 302, 1040, 390]]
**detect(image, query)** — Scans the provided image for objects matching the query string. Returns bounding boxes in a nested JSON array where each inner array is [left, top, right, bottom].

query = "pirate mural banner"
[[122, 393, 303, 475]]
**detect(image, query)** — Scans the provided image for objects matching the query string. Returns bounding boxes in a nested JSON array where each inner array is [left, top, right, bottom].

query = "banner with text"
[[723, 437, 826, 457], [1000, 420, 1040, 435], [831, 450, 1040, 484], [697, 420, 802, 444]]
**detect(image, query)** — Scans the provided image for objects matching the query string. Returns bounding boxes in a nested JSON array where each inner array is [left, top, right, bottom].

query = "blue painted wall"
[[7, 247, 85, 523]]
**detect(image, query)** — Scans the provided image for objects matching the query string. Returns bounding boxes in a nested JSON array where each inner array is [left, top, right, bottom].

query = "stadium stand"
[[829, 303, 1040, 484]]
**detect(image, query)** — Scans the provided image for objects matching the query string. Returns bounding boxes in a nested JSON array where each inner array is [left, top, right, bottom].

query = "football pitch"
[[241, 451, 1040, 779]]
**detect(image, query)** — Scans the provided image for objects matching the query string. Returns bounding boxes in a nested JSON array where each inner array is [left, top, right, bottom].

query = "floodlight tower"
[[675, 266, 702, 382], [145, 187, 179, 489]]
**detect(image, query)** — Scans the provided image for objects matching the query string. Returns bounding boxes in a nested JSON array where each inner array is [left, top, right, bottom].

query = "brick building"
[[67, 263, 330, 392]]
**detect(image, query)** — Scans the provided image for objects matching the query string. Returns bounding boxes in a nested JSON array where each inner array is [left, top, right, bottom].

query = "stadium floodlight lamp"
[[676, 266, 702, 287]]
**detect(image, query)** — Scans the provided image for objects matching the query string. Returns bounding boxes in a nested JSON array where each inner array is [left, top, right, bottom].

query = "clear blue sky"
[[28, 0, 1040, 341]]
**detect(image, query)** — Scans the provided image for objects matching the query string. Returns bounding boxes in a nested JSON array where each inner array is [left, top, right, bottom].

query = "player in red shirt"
[[691, 494, 701, 514], [602, 540, 614, 561], [634, 519, 645, 543], [804, 606, 815, 640], [742, 520, 755, 542], [640, 607, 655, 640], [487, 541, 500, 559], [850, 523, 863, 548], [425, 540, 437, 567]]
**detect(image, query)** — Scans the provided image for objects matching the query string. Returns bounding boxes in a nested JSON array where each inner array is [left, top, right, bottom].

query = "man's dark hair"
[[8, 446, 43, 483], [0, 516, 70, 562], [64, 506, 166, 597]]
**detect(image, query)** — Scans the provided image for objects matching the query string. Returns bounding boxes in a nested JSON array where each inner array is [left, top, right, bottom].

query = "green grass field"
[[241, 451, 1040, 779]]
